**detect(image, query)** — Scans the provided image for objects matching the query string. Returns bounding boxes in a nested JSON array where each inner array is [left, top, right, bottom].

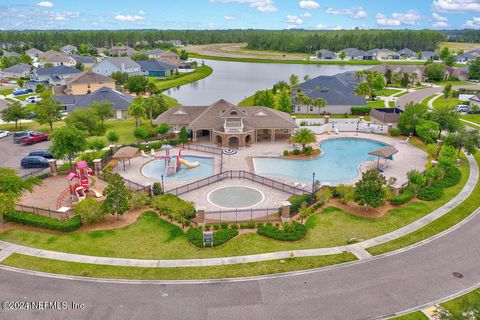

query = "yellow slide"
[[178, 158, 200, 168], [90, 188, 103, 198]]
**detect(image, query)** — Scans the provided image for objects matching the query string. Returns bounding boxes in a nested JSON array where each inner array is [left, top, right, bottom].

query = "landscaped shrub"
[[292, 149, 301, 155], [390, 191, 414, 205], [129, 191, 151, 210], [152, 194, 196, 224], [74, 197, 106, 224], [417, 186, 443, 201], [434, 165, 461, 188], [283, 150, 289, 156], [257, 221, 307, 241], [351, 106, 372, 115], [239, 221, 256, 229], [289, 194, 314, 215], [78, 150, 109, 167], [4, 211, 82, 232], [151, 182, 162, 196], [305, 150, 312, 156], [89, 138, 106, 150], [390, 128, 401, 136], [186, 227, 239, 247]]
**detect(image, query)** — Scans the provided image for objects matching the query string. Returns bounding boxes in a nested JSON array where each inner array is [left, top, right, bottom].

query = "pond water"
[[165, 59, 368, 105]]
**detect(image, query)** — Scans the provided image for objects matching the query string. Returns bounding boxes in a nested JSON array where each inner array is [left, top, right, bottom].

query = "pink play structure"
[[154, 147, 200, 177], [56, 161, 102, 209]]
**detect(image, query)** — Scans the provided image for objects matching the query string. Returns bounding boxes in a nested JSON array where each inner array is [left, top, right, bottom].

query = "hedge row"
[[417, 186, 444, 201], [289, 194, 314, 215], [351, 106, 372, 115], [390, 191, 414, 205], [433, 166, 462, 189], [186, 228, 238, 247], [4, 212, 82, 232], [257, 222, 307, 241]]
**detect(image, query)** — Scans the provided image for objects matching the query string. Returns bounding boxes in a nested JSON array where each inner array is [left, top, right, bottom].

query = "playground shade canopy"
[[112, 146, 139, 160]]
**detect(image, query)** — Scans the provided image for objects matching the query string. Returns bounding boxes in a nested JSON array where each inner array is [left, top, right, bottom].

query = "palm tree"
[[354, 70, 364, 81], [291, 128, 317, 153], [275, 80, 289, 93], [314, 98, 326, 117], [128, 97, 146, 127]]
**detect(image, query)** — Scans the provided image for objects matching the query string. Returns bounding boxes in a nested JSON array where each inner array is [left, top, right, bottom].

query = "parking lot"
[[0, 134, 52, 175]]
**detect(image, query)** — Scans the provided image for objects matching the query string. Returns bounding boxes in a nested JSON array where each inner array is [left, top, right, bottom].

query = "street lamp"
[[312, 172, 316, 195], [161, 174, 165, 195]]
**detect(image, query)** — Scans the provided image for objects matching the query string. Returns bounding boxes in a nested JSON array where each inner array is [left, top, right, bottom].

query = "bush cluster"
[[257, 221, 307, 241], [390, 191, 414, 205], [152, 194, 195, 226], [186, 227, 238, 247], [390, 128, 401, 136], [417, 186, 444, 201], [139, 138, 181, 151], [351, 106, 372, 115], [433, 166, 461, 188], [289, 194, 314, 215], [4, 211, 82, 232]]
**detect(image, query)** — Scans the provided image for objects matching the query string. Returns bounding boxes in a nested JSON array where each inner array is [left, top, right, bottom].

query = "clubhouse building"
[[154, 99, 298, 149]]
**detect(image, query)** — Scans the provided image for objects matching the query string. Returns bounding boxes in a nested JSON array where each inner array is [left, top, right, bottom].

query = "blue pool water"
[[252, 138, 387, 185], [142, 156, 214, 181]]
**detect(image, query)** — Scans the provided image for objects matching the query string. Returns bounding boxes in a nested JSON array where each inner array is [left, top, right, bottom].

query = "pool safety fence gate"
[[203, 207, 281, 224], [166, 170, 307, 197]]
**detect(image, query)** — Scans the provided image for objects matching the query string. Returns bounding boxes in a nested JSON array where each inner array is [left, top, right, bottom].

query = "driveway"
[[0, 135, 51, 175], [396, 87, 443, 109]]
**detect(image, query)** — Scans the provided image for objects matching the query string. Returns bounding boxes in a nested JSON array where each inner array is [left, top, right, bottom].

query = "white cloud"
[[433, 21, 449, 28], [315, 24, 347, 30], [299, 0, 320, 10], [464, 16, 480, 28], [114, 14, 144, 22], [376, 10, 421, 26], [286, 15, 303, 26], [37, 1, 54, 8], [303, 12, 312, 18], [433, 0, 480, 13], [432, 12, 449, 28], [432, 12, 448, 22], [139, 10, 146, 15], [224, 15, 237, 20], [326, 7, 367, 19], [209, 0, 277, 13]]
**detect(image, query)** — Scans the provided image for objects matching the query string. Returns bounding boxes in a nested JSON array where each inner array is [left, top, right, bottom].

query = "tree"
[[303, 75, 310, 82], [291, 128, 316, 153], [143, 95, 167, 125], [354, 82, 373, 100], [277, 90, 292, 113], [107, 131, 119, 144], [416, 119, 440, 144], [131, 52, 149, 61], [253, 90, 275, 108], [179, 127, 189, 146], [397, 102, 428, 136], [400, 73, 410, 88], [66, 108, 103, 136], [129, 97, 146, 127], [439, 47, 450, 61], [102, 173, 131, 220], [133, 126, 150, 143], [444, 54, 456, 67], [0, 167, 38, 218], [2, 101, 27, 130], [468, 57, 480, 80], [354, 170, 387, 209], [428, 105, 463, 138], [75, 197, 106, 224], [33, 91, 64, 131], [289, 74, 299, 86], [443, 83, 452, 99], [384, 68, 392, 84], [424, 63, 446, 82], [156, 123, 170, 139], [90, 100, 113, 126], [338, 50, 346, 60], [313, 97, 326, 117], [35, 84, 45, 93], [111, 71, 129, 86], [125, 75, 149, 96], [49, 125, 88, 168], [75, 62, 84, 71], [445, 129, 480, 156]]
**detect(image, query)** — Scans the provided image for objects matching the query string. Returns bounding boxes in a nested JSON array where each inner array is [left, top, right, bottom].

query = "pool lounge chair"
[[334, 128, 339, 135], [150, 148, 156, 157], [400, 136, 411, 144], [141, 150, 149, 158]]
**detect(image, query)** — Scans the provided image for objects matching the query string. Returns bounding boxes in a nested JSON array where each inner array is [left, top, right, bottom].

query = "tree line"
[[0, 29, 448, 53]]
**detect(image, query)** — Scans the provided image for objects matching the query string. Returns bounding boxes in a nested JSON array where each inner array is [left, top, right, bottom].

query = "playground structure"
[[56, 161, 102, 209], [155, 147, 200, 177]]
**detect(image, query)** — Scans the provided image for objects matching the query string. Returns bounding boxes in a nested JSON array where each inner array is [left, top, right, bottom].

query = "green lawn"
[[0, 88, 14, 96], [421, 94, 439, 105], [377, 89, 402, 97], [367, 99, 386, 109], [295, 114, 371, 120], [15, 94, 36, 101], [150, 65, 213, 91], [367, 152, 480, 255], [390, 312, 429, 320], [393, 91, 410, 98], [428, 80, 472, 86], [0, 252, 356, 280], [432, 96, 465, 109], [389, 101, 396, 108], [461, 114, 480, 126], [440, 288, 480, 317]]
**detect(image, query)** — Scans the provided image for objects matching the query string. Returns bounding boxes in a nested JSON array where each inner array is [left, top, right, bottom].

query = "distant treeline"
[[444, 29, 480, 43], [0, 29, 455, 53]]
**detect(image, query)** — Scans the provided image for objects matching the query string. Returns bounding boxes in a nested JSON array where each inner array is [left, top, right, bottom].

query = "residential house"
[[96, 47, 108, 56], [376, 49, 400, 60], [469, 95, 480, 107], [291, 72, 367, 114], [420, 51, 439, 61], [367, 48, 381, 59], [340, 48, 373, 61], [62, 71, 116, 95], [39, 50, 76, 67], [157, 51, 181, 65], [30, 65, 82, 85], [145, 49, 164, 59], [55, 87, 133, 119], [457, 49, 480, 63], [446, 66, 469, 81], [25, 48, 44, 59], [370, 108, 404, 125], [92, 57, 143, 77], [315, 49, 336, 60], [61, 45, 78, 55], [109, 46, 137, 57], [154, 99, 297, 148], [398, 48, 417, 59], [167, 40, 183, 46], [1, 63, 31, 78], [2, 51, 20, 58], [367, 64, 426, 83], [71, 55, 97, 69], [137, 60, 177, 77]]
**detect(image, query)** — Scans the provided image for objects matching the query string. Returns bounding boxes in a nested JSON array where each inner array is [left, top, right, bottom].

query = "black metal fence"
[[203, 207, 280, 224], [15, 204, 73, 221], [183, 144, 223, 155], [20, 167, 51, 180], [100, 171, 150, 193], [166, 170, 306, 197]]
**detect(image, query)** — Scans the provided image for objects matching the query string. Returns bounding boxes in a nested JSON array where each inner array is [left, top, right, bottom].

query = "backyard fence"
[[20, 167, 51, 180], [166, 170, 307, 197], [15, 204, 73, 221], [203, 207, 281, 224]]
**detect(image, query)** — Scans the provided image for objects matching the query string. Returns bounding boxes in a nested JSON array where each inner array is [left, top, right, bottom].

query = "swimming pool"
[[207, 186, 265, 209], [142, 156, 214, 181], [252, 138, 387, 185]]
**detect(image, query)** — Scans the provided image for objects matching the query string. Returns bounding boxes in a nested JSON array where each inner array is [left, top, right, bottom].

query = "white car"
[[26, 96, 42, 103], [8, 80, 17, 85], [0, 130, 11, 139]]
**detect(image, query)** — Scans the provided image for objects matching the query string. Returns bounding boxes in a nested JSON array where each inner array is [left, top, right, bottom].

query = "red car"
[[21, 131, 49, 145]]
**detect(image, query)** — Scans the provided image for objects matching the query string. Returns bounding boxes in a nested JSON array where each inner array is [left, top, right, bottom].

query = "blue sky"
[[1, 0, 480, 30]]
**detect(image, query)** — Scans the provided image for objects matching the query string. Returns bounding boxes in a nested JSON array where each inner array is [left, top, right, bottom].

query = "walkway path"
[[0, 153, 476, 267]]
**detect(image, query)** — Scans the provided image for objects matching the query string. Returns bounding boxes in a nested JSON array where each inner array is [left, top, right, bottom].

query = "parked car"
[[456, 105, 471, 113], [13, 130, 33, 143], [0, 130, 10, 139], [13, 88, 32, 96], [26, 95, 42, 103], [8, 80, 17, 85], [28, 149, 53, 159], [20, 131, 48, 145], [20, 156, 49, 168]]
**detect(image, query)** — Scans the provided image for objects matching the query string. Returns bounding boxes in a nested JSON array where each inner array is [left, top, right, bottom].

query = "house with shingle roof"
[[156, 51, 181, 66], [62, 71, 116, 95], [25, 48, 44, 58], [137, 60, 177, 77], [55, 86, 133, 119], [92, 57, 143, 77], [340, 48, 373, 61], [39, 50, 76, 67], [368, 64, 425, 83], [292, 71, 367, 114], [154, 99, 298, 148], [109, 46, 136, 57], [2, 51, 20, 58], [1, 63, 32, 78], [457, 49, 480, 63], [61, 45, 78, 55], [31, 65, 82, 85], [71, 55, 97, 68], [420, 51, 439, 61], [376, 49, 400, 60], [145, 49, 164, 59], [315, 49, 336, 60], [398, 48, 417, 59]]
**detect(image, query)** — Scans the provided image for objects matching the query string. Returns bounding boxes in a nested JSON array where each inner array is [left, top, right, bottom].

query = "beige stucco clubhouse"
[[154, 99, 298, 149]]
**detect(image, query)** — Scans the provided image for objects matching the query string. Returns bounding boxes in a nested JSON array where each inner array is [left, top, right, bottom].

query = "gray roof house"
[[341, 48, 373, 60], [376, 49, 400, 60], [316, 49, 336, 60], [292, 71, 366, 114], [109, 46, 136, 57], [137, 60, 177, 77], [421, 51, 439, 61], [61, 45, 78, 55], [398, 48, 417, 59], [25, 48, 44, 58], [71, 55, 97, 68], [457, 49, 480, 63], [145, 49, 164, 59], [55, 86, 133, 119], [1, 63, 32, 78], [31, 65, 82, 85], [92, 57, 143, 77], [3, 51, 20, 58]]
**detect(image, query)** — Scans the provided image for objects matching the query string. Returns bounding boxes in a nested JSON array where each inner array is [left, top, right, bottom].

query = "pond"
[[165, 59, 368, 105]]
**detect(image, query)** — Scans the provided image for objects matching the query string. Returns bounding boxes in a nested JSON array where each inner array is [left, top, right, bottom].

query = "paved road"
[[396, 87, 443, 109], [0, 206, 479, 320]]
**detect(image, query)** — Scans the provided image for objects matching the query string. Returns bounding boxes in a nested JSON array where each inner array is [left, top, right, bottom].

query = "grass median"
[[151, 65, 213, 91]]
